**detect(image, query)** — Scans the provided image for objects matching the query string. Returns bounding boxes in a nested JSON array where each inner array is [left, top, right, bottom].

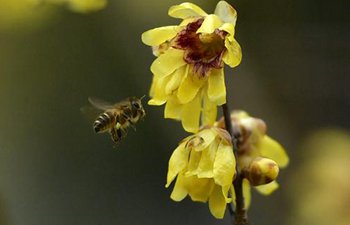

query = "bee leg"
[[109, 128, 120, 144], [122, 112, 137, 131]]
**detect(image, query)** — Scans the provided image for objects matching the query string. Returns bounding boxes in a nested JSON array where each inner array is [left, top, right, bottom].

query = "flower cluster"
[[142, 1, 242, 133], [166, 127, 235, 218], [215, 111, 289, 206], [142, 1, 289, 220]]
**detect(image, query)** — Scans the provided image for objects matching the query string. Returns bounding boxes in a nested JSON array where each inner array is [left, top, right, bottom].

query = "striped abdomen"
[[93, 111, 115, 133]]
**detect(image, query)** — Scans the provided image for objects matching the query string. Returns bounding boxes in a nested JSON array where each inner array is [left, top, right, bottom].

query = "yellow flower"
[[41, 0, 107, 13], [142, 1, 242, 133], [166, 127, 236, 218], [216, 111, 289, 207], [66, 0, 107, 13]]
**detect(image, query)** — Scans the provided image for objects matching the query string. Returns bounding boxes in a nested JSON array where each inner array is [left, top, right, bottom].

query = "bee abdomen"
[[93, 112, 114, 133]]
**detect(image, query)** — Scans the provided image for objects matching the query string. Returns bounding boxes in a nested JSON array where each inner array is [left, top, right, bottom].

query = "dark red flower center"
[[173, 19, 227, 77]]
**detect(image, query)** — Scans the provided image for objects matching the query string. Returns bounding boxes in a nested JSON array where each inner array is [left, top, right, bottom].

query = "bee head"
[[130, 96, 146, 117]]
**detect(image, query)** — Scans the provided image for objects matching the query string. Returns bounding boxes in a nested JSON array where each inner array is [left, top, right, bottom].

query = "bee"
[[87, 96, 146, 144]]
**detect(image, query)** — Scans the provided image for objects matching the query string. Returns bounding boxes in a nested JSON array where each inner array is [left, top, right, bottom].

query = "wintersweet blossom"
[[142, 1, 242, 133], [216, 111, 289, 207], [66, 0, 107, 13], [166, 127, 236, 218]]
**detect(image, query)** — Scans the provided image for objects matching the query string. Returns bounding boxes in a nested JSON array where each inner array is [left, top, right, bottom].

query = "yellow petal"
[[181, 92, 201, 133], [202, 89, 217, 126], [166, 142, 189, 187], [255, 180, 279, 195], [196, 14, 223, 34], [148, 75, 171, 105], [186, 149, 202, 176], [141, 26, 180, 46], [223, 38, 242, 68], [259, 135, 289, 168], [198, 128, 217, 148], [213, 141, 235, 187], [214, 1, 237, 26], [186, 177, 214, 202], [168, 2, 207, 19], [148, 99, 166, 105], [151, 48, 186, 77], [209, 184, 227, 219], [170, 173, 188, 201], [164, 98, 182, 119], [243, 179, 251, 208], [165, 66, 186, 95], [179, 17, 200, 26], [208, 69, 226, 105], [149, 75, 158, 97], [197, 141, 218, 178], [177, 69, 203, 104], [219, 22, 235, 36]]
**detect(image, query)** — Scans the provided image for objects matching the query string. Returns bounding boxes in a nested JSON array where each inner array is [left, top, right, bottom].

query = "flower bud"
[[243, 157, 279, 186]]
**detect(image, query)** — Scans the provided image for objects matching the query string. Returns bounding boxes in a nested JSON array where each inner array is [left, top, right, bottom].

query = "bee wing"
[[88, 97, 115, 110], [80, 104, 103, 122]]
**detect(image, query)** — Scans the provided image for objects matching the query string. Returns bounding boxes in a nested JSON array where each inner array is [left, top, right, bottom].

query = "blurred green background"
[[0, 0, 349, 225]]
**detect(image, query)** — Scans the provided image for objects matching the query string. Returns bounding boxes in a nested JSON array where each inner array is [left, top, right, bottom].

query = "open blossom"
[[142, 1, 242, 133], [216, 111, 289, 207], [166, 127, 236, 218]]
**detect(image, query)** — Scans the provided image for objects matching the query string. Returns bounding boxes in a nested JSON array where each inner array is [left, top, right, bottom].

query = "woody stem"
[[222, 103, 250, 225]]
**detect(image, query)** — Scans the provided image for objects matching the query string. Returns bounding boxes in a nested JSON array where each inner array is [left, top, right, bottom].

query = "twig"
[[222, 104, 250, 225]]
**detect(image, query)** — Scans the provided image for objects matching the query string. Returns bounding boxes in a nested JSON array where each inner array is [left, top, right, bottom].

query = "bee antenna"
[[140, 95, 146, 100]]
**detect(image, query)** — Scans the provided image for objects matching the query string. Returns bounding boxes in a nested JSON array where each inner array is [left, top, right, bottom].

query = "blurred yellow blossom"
[[0, 0, 52, 31], [42, 0, 106, 13], [216, 110, 289, 206], [142, 1, 242, 133], [65, 0, 106, 13], [287, 129, 350, 225], [166, 127, 236, 218]]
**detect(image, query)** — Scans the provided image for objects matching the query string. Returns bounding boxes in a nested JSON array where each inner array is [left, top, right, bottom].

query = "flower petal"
[[164, 98, 182, 119], [186, 149, 202, 176], [148, 99, 166, 105], [165, 66, 186, 95], [166, 142, 189, 187], [141, 26, 180, 46], [255, 181, 279, 195], [170, 173, 188, 201], [208, 69, 226, 105], [168, 2, 207, 19], [151, 48, 186, 77], [213, 141, 235, 187], [223, 38, 242, 68], [214, 1, 237, 26], [181, 92, 201, 133], [202, 89, 218, 126], [197, 140, 219, 178], [198, 128, 217, 148], [259, 135, 289, 168], [243, 179, 251, 208], [177, 68, 203, 104], [196, 14, 223, 34], [186, 177, 214, 202], [219, 22, 235, 37], [148, 75, 171, 105], [209, 184, 227, 219]]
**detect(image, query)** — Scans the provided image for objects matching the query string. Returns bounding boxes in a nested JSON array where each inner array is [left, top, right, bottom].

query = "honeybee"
[[87, 96, 146, 144]]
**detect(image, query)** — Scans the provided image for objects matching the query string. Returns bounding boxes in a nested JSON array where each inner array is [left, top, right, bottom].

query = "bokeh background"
[[0, 0, 349, 225]]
